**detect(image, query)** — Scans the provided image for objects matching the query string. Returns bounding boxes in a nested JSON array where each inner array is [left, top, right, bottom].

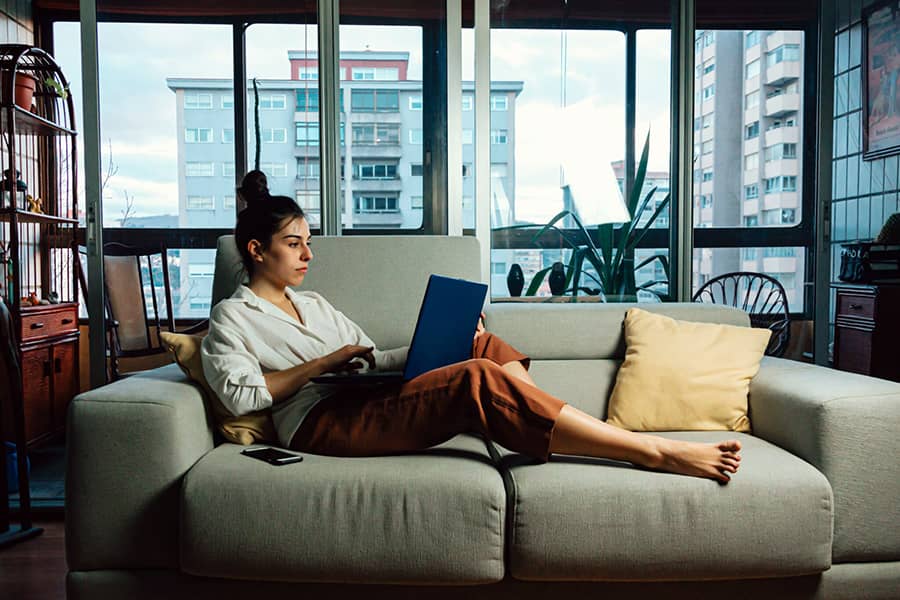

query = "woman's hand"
[[474, 311, 486, 342], [322, 344, 376, 374]]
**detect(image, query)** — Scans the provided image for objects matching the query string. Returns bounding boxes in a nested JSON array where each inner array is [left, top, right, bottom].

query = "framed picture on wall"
[[864, 0, 900, 159]]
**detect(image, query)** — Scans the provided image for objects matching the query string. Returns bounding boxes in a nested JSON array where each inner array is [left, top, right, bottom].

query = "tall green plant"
[[496, 130, 670, 301]]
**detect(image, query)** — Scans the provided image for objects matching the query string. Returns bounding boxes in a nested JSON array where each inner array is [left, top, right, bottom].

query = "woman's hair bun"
[[238, 169, 270, 208]]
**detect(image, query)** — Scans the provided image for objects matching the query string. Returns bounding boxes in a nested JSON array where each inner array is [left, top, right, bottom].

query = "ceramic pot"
[[548, 261, 566, 295], [2, 71, 37, 110], [506, 263, 524, 296]]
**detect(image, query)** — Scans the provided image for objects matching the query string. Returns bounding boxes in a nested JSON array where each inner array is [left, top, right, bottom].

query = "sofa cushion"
[[179, 433, 507, 584], [504, 432, 833, 582]]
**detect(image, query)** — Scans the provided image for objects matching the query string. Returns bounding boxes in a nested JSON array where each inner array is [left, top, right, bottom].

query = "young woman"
[[201, 191, 742, 483]]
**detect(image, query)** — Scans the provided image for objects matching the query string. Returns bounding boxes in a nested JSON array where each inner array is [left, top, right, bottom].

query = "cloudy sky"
[[53, 22, 673, 226]]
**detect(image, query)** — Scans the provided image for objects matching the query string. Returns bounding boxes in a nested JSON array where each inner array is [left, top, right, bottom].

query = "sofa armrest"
[[749, 357, 900, 562], [65, 363, 215, 571]]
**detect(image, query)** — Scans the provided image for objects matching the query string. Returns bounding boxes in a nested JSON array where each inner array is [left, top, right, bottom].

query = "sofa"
[[65, 235, 900, 599]]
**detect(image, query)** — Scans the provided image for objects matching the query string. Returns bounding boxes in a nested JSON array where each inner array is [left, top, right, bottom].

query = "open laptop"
[[310, 274, 488, 385]]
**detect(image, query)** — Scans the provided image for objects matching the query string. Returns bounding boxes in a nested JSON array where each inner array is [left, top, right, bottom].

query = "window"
[[296, 122, 320, 146], [188, 264, 215, 278], [745, 121, 759, 139], [764, 143, 798, 161], [352, 123, 400, 145], [351, 67, 399, 80], [259, 94, 286, 110], [297, 66, 318, 80], [743, 215, 759, 226], [744, 184, 759, 199], [491, 94, 509, 110], [492, 262, 507, 275], [462, 129, 473, 144], [221, 95, 234, 109], [782, 176, 797, 191], [461, 95, 473, 111], [190, 300, 212, 311], [261, 128, 287, 143], [296, 89, 319, 112], [763, 247, 796, 257], [703, 61, 715, 74], [409, 95, 423, 110], [745, 59, 760, 79], [766, 44, 801, 67], [767, 117, 797, 130], [222, 128, 234, 143], [223, 195, 235, 209], [185, 128, 213, 143], [296, 191, 321, 212], [351, 89, 399, 112], [297, 160, 320, 179], [745, 90, 759, 109], [355, 195, 400, 212], [700, 194, 713, 208], [462, 163, 473, 177], [745, 152, 759, 170], [409, 128, 423, 144], [185, 162, 215, 177], [702, 84, 715, 100], [701, 140, 713, 155], [187, 195, 215, 210], [411, 195, 423, 209], [745, 30, 760, 48], [491, 129, 508, 144], [222, 162, 235, 177], [701, 170, 713, 182], [762, 209, 782, 225], [741, 248, 759, 260], [185, 93, 212, 109], [260, 162, 288, 177], [410, 163, 423, 176], [703, 31, 714, 47], [355, 163, 398, 180]]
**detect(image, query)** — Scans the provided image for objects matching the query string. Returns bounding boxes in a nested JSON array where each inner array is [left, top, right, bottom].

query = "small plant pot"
[[2, 70, 37, 110]]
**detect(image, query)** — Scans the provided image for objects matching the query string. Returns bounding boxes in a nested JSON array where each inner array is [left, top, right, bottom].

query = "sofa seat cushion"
[[179, 433, 507, 584], [504, 432, 833, 582]]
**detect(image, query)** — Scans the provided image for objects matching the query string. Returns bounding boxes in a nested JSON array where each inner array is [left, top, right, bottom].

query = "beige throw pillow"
[[605, 308, 771, 432], [159, 331, 278, 445]]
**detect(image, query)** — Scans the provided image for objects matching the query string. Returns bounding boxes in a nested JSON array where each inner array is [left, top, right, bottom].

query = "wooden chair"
[[692, 271, 791, 358]]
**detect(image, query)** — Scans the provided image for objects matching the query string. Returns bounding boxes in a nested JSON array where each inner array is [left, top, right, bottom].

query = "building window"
[[461, 95, 473, 111], [409, 95, 423, 110], [355, 163, 398, 180], [259, 94, 287, 110], [187, 195, 215, 210], [764, 247, 796, 257], [184, 162, 215, 177], [766, 44, 801, 67], [222, 162, 235, 177], [297, 66, 318, 80], [764, 175, 797, 194], [702, 84, 715, 100], [745, 152, 759, 170], [745, 30, 760, 48], [188, 264, 215, 278], [411, 195, 424, 209], [702, 170, 713, 182], [296, 89, 319, 112], [745, 121, 760, 139], [703, 61, 715, 74], [222, 128, 234, 144], [701, 140, 713, 155], [744, 184, 759, 199], [185, 128, 213, 143], [185, 93, 212, 109], [491, 262, 506, 275], [351, 67, 399, 80], [351, 123, 399, 145], [261, 128, 287, 143], [462, 129, 474, 145], [261, 162, 288, 177], [744, 215, 759, 226], [741, 248, 759, 261], [223, 195, 235, 209], [767, 117, 797, 130], [745, 90, 759, 109], [491, 95, 509, 111], [745, 58, 760, 79], [221, 95, 234, 109], [296, 122, 320, 146], [700, 194, 713, 208], [297, 160, 320, 179], [491, 129, 509, 144], [409, 128, 423, 144], [764, 143, 798, 161], [463, 163, 473, 177], [190, 300, 212, 311], [351, 89, 400, 112], [355, 195, 400, 212], [296, 191, 321, 212], [410, 163, 423, 176], [703, 31, 714, 47]]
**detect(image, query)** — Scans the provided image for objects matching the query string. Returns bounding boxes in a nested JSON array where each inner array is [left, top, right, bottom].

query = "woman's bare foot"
[[645, 438, 743, 484]]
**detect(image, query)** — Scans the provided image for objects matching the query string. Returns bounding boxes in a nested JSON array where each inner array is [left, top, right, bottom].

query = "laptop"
[[310, 274, 488, 384]]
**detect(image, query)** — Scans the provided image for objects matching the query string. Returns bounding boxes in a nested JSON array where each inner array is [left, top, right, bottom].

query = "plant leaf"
[[525, 266, 551, 296], [628, 193, 671, 251]]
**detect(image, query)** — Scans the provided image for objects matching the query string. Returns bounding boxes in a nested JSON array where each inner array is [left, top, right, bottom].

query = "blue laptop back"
[[403, 274, 488, 380]]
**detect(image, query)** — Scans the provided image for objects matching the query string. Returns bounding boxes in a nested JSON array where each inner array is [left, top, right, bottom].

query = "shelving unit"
[[0, 44, 79, 449]]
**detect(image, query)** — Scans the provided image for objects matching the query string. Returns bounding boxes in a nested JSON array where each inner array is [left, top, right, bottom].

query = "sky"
[[52, 22, 675, 226]]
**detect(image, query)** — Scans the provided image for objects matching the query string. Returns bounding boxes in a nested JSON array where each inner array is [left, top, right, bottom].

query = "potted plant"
[[43, 76, 69, 100], [1, 69, 37, 110], [494, 130, 671, 302]]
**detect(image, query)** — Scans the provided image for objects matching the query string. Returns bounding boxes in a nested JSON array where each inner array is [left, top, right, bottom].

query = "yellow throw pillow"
[[159, 331, 278, 445], [605, 307, 771, 433]]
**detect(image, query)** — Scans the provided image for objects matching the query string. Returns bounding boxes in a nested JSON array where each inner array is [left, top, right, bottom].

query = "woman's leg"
[[471, 331, 537, 387]]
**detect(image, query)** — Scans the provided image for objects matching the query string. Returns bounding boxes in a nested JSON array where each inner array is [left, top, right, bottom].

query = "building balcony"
[[763, 256, 797, 273], [744, 136, 759, 154], [352, 210, 404, 227], [765, 61, 801, 86], [349, 177, 403, 193], [744, 167, 759, 182], [762, 158, 799, 176], [765, 92, 800, 117], [762, 191, 800, 210], [743, 198, 759, 214], [765, 30, 803, 51], [348, 112, 402, 124], [765, 125, 800, 145], [348, 143, 404, 158]]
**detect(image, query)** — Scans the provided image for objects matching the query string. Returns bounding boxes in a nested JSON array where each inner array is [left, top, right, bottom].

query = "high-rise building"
[[168, 51, 523, 315]]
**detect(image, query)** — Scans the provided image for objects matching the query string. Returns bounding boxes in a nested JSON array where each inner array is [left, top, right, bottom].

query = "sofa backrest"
[[212, 234, 482, 349]]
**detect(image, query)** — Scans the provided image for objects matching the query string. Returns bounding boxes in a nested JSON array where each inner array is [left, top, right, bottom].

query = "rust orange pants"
[[289, 332, 568, 463]]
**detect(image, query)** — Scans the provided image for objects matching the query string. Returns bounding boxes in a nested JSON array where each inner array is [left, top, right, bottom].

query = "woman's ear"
[[247, 239, 264, 263]]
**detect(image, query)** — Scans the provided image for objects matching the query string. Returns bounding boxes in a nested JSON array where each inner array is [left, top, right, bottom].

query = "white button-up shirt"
[[201, 284, 409, 447]]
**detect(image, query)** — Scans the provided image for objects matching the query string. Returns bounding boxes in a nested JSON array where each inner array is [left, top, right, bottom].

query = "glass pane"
[[53, 22, 235, 228], [693, 247, 806, 312]]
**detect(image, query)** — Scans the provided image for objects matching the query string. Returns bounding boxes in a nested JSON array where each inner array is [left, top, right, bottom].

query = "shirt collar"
[[232, 284, 311, 329]]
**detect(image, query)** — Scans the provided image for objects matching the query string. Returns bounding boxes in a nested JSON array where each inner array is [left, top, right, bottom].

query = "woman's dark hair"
[[234, 189, 306, 276], [237, 170, 269, 206]]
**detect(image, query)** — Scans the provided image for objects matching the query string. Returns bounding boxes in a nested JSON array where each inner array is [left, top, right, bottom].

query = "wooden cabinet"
[[832, 284, 900, 382]]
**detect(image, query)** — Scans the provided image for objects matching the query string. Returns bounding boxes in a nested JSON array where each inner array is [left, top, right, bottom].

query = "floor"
[[7, 437, 66, 513], [0, 517, 67, 600]]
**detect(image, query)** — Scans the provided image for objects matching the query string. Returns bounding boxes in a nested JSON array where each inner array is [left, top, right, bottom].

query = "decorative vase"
[[506, 263, 524, 296], [548, 261, 566, 295]]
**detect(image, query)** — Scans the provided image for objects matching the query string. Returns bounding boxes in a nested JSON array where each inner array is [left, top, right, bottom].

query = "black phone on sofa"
[[241, 446, 305, 465]]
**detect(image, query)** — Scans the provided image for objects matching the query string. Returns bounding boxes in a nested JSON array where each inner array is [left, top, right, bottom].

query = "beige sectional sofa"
[[65, 235, 900, 599]]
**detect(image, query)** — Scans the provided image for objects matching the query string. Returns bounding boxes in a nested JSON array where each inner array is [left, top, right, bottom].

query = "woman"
[[201, 192, 742, 483]]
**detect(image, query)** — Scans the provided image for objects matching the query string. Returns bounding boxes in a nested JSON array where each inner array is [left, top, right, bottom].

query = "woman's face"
[[250, 216, 313, 287]]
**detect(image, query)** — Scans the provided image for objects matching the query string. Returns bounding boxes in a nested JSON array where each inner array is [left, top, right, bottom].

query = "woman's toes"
[[718, 440, 742, 453], [723, 451, 741, 461], [722, 457, 740, 470], [714, 469, 731, 484], [720, 462, 738, 473]]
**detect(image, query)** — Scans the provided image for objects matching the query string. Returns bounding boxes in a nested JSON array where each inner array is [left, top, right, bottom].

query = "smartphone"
[[241, 446, 305, 466]]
